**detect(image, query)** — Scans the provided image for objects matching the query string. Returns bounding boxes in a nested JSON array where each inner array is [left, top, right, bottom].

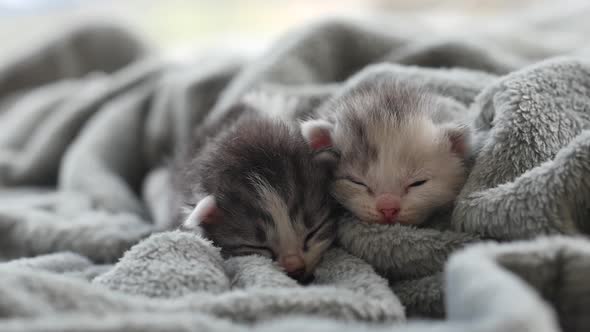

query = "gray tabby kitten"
[[175, 102, 339, 283], [300, 75, 471, 226]]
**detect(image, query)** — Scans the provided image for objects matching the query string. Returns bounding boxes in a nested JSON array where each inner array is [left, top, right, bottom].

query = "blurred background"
[[0, 0, 562, 56]]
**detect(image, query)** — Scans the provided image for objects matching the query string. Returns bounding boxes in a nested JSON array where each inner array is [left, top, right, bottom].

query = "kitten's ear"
[[443, 124, 471, 158], [183, 195, 222, 228], [300, 119, 334, 151]]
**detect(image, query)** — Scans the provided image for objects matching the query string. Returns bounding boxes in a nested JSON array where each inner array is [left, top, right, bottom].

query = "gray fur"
[[174, 102, 339, 280]]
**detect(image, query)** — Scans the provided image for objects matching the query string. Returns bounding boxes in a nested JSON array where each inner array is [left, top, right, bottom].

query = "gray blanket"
[[1, 4, 590, 331]]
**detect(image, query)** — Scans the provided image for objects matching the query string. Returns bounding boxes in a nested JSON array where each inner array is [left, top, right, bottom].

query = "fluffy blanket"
[[1, 3, 590, 331]]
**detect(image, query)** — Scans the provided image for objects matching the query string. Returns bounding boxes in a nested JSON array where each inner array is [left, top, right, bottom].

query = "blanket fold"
[[452, 58, 590, 239]]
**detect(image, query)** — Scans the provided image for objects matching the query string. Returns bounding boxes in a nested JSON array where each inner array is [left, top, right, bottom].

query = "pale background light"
[[0, 0, 551, 55]]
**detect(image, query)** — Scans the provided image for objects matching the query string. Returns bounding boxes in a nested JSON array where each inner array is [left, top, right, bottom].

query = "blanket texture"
[[1, 2, 590, 331]]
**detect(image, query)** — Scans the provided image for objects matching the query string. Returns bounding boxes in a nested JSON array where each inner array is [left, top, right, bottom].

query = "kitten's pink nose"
[[281, 255, 306, 280], [376, 194, 401, 223], [380, 208, 399, 219]]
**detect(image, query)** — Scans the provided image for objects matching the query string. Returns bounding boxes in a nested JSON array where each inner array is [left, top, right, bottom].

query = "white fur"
[[250, 175, 332, 276], [249, 175, 300, 253], [332, 116, 468, 225], [300, 119, 334, 146], [183, 195, 217, 229]]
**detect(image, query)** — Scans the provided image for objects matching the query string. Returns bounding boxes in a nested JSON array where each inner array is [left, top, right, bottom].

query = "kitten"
[[299, 76, 471, 226], [175, 102, 338, 283]]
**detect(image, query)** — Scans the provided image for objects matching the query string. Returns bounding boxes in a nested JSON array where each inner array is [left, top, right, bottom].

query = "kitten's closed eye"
[[341, 176, 367, 187], [409, 180, 428, 187], [303, 219, 331, 250], [229, 244, 275, 259]]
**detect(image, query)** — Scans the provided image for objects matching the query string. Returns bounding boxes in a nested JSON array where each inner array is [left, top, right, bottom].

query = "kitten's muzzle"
[[281, 254, 307, 282], [376, 193, 401, 223]]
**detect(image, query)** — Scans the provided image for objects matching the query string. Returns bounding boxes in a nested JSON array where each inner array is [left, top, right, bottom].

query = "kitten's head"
[[300, 82, 469, 226], [183, 114, 338, 283]]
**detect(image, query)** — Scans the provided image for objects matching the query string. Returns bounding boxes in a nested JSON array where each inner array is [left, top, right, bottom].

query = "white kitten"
[[300, 77, 471, 226]]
